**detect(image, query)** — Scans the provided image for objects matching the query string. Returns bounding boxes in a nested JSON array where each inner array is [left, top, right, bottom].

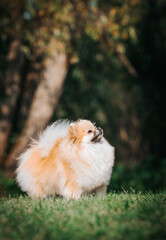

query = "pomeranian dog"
[[16, 119, 114, 199]]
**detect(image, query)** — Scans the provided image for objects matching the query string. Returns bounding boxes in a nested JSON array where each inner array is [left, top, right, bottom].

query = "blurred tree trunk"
[[4, 41, 67, 176], [0, 40, 25, 164], [15, 52, 45, 132]]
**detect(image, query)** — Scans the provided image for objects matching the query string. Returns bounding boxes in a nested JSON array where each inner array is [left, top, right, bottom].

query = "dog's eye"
[[88, 129, 92, 133]]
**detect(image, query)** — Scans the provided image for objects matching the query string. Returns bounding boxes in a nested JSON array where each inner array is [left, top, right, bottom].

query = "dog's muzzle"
[[91, 127, 103, 142]]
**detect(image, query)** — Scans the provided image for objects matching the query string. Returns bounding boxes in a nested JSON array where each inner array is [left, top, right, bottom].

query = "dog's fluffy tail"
[[33, 119, 70, 158]]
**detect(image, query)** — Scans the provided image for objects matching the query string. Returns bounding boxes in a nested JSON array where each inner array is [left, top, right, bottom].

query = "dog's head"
[[69, 119, 103, 144]]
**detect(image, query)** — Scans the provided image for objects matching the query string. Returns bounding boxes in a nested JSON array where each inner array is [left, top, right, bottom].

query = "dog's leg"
[[95, 184, 107, 196], [63, 181, 82, 200], [26, 181, 47, 199]]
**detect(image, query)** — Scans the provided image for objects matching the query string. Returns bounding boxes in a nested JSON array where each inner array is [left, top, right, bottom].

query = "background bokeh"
[[0, 0, 166, 196]]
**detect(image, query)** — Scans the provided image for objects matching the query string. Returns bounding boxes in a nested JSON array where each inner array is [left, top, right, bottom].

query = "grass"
[[0, 192, 165, 240]]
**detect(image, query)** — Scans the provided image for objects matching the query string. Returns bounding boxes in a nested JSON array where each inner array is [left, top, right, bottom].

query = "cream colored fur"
[[16, 119, 115, 199]]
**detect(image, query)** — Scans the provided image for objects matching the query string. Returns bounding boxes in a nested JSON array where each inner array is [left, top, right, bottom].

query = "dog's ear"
[[69, 122, 77, 141]]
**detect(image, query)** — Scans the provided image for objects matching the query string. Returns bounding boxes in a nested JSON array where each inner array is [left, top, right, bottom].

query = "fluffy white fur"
[[37, 120, 70, 158], [16, 119, 115, 199]]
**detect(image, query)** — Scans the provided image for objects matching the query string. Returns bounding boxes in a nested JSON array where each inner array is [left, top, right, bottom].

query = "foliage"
[[0, 193, 165, 240], [110, 157, 166, 192], [0, 0, 166, 190]]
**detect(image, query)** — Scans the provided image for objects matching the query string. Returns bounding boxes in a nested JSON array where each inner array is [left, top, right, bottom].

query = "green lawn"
[[0, 192, 165, 240]]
